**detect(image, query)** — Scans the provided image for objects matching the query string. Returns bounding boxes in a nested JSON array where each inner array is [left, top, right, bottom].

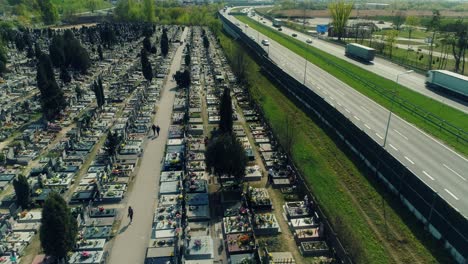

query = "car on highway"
[[292, 33, 297, 37], [278, 27, 282, 31], [261, 39, 270, 46], [306, 39, 313, 44]]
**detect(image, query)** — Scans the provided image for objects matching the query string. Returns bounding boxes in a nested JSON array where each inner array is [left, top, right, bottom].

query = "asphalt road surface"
[[241, 10, 468, 114], [223, 10, 468, 219]]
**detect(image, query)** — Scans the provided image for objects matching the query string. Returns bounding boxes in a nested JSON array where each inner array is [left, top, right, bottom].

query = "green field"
[[218, 28, 451, 264], [235, 15, 468, 155]]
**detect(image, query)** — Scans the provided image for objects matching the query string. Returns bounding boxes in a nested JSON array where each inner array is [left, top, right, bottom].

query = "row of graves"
[[67, 44, 175, 264], [228, 68, 335, 262]]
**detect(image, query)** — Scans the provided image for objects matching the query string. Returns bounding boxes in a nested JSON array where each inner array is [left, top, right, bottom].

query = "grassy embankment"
[[217, 23, 453, 264], [235, 15, 468, 156]]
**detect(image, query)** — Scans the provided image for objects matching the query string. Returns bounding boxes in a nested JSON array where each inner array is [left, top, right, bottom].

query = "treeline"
[[5, 0, 111, 25]]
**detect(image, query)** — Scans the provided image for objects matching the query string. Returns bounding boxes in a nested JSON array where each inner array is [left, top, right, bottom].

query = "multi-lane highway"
[[222, 10, 468, 218], [242, 10, 468, 114]]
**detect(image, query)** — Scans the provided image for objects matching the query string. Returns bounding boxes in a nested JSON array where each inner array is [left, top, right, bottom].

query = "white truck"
[[425, 70, 468, 99]]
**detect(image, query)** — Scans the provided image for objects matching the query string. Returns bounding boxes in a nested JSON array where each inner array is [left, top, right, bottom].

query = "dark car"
[[292, 33, 297, 37]]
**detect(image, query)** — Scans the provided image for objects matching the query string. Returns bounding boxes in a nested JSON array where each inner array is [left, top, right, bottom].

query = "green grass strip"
[[235, 15, 468, 156]]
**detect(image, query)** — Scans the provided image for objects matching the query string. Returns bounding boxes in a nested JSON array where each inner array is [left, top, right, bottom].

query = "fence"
[[219, 12, 468, 264]]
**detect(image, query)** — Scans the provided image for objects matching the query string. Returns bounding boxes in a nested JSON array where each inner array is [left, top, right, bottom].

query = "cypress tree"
[[40, 192, 77, 262], [13, 175, 30, 209], [160, 29, 169, 57], [141, 49, 153, 82], [219, 88, 233, 134]]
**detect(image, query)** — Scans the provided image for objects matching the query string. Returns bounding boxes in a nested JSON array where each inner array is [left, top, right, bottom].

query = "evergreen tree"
[[160, 29, 169, 57], [98, 45, 103, 60], [34, 42, 42, 59], [49, 35, 65, 68], [0, 41, 7, 76], [143, 36, 151, 52], [13, 175, 30, 209], [141, 49, 153, 83], [174, 70, 190, 88], [60, 67, 71, 84], [40, 192, 78, 262], [203, 35, 209, 49], [93, 80, 103, 108], [36, 53, 67, 120], [98, 77, 105, 106], [219, 88, 233, 134], [205, 134, 247, 187], [185, 53, 191, 66], [105, 132, 121, 158]]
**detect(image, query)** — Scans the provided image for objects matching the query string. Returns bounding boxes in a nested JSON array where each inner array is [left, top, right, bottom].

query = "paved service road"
[[223, 11, 468, 219], [108, 28, 187, 264], [243, 12, 468, 114]]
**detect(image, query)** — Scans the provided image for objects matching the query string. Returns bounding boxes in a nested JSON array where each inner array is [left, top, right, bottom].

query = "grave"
[[159, 181, 181, 195], [272, 178, 291, 189], [12, 222, 39, 233], [185, 179, 208, 193], [223, 215, 252, 234], [294, 228, 321, 242], [153, 228, 178, 239], [188, 125, 204, 136], [69, 251, 104, 264], [16, 210, 41, 223], [187, 152, 205, 161], [82, 226, 112, 240], [187, 161, 206, 171], [289, 217, 319, 229], [145, 245, 175, 264], [101, 190, 124, 203], [89, 208, 116, 218], [168, 125, 184, 139], [253, 213, 280, 235], [225, 233, 255, 254], [283, 202, 312, 220], [269, 252, 296, 263], [75, 239, 106, 251], [229, 253, 256, 264], [159, 195, 182, 206], [160, 171, 183, 182], [245, 166, 262, 182], [5, 231, 34, 243], [299, 241, 330, 257], [248, 187, 272, 211], [164, 152, 183, 170], [186, 193, 208, 206], [167, 139, 184, 146], [186, 205, 210, 222], [185, 236, 213, 260]]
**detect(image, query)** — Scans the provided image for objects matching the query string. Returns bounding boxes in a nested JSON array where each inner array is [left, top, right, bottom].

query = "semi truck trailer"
[[345, 43, 375, 62], [425, 70, 468, 99]]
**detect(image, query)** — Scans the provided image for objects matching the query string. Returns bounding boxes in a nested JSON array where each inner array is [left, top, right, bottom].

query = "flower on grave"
[[178, 194, 183, 200], [35, 188, 43, 195], [80, 251, 91, 258], [176, 213, 181, 219], [99, 207, 105, 212], [194, 239, 202, 248]]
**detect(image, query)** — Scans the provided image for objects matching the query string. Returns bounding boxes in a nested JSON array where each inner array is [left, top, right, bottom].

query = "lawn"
[[218, 27, 452, 264], [235, 15, 468, 155]]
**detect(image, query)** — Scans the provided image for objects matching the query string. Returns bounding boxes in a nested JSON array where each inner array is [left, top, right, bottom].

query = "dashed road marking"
[[423, 171, 435, 181], [393, 129, 408, 140], [360, 106, 370, 113], [444, 189, 459, 200], [389, 144, 398, 151], [354, 115, 360, 121], [345, 108, 350, 113], [443, 164, 467, 181], [376, 133, 383, 139], [405, 156, 415, 165], [365, 124, 371, 130]]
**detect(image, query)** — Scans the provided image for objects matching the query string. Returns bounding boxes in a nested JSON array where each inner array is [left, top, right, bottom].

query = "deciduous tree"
[[328, 0, 353, 41]]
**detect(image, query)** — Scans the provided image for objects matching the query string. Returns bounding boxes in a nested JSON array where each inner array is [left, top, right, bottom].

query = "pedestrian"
[[152, 124, 157, 136], [156, 125, 160, 136], [128, 206, 134, 224]]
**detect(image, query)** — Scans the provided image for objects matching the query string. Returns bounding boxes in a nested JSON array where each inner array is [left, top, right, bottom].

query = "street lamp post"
[[303, 57, 308, 85], [383, 70, 414, 147]]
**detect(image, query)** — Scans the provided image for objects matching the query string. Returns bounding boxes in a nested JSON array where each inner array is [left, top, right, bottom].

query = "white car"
[[306, 39, 313, 44], [261, 39, 270, 46]]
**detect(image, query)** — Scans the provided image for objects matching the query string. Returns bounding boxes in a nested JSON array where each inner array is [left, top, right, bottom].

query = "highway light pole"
[[303, 57, 308, 85], [383, 70, 414, 147]]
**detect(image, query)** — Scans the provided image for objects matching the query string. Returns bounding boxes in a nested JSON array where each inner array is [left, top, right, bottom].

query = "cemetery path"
[[107, 28, 188, 264]]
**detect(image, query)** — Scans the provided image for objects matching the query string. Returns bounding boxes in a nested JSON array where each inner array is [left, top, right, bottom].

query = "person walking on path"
[[151, 124, 157, 136], [156, 125, 160, 136], [128, 206, 134, 224]]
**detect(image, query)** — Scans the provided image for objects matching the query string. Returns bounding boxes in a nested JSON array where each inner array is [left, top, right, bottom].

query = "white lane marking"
[[337, 103, 342, 107], [330, 103, 335, 107], [443, 164, 467, 181], [354, 115, 360, 121], [345, 108, 350, 113], [444, 189, 459, 200], [423, 171, 435, 181], [330, 96, 334, 100], [360, 105, 370, 113], [376, 133, 383, 139], [365, 124, 371, 130], [393, 129, 408, 140], [389, 144, 398, 151], [337, 90, 345, 96], [405, 156, 415, 165], [317, 86, 321, 90]]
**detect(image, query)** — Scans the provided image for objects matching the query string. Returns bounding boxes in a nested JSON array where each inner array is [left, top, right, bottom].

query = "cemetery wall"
[[219, 13, 468, 264]]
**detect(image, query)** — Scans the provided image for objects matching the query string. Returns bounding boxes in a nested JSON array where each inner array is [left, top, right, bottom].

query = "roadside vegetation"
[[235, 15, 468, 155], [218, 25, 451, 264]]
